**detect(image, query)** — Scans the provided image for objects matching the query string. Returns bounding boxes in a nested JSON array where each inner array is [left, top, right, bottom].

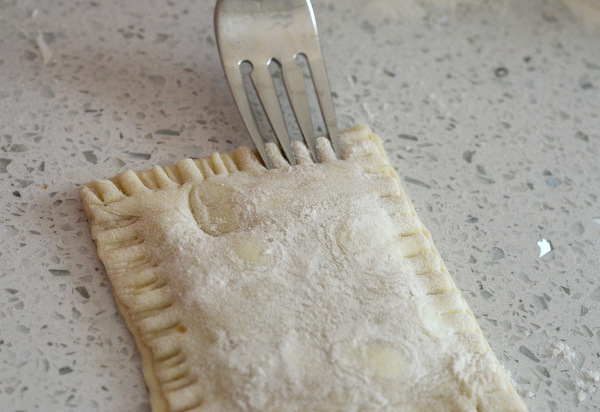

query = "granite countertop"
[[1, 0, 599, 410]]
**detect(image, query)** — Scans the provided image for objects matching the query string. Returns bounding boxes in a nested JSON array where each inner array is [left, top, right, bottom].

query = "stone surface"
[[0, 0, 598, 411]]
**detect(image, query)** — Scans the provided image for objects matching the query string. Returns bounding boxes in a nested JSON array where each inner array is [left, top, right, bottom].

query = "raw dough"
[[81, 125, 527, 412]]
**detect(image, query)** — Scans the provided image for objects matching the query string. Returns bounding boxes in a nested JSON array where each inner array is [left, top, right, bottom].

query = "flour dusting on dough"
[[82, 126, 527, 412]]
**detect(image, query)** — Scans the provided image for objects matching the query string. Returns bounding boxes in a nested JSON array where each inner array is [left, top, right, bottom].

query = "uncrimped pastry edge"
[[81, 124, 527, 412]]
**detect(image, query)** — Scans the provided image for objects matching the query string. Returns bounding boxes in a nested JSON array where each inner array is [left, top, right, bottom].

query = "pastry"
[[81, 125, 526, 411]]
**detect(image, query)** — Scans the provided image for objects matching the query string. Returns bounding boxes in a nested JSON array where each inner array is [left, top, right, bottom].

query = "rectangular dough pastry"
[[81, 125, 527, 412]]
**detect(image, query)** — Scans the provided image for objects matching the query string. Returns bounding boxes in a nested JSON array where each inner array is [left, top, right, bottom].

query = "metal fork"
[[214, 0, 341, 168]]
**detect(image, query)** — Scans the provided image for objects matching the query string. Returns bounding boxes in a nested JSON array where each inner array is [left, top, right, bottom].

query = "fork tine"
[[281, 58, 319, 162], [222, 63, 273, 169], [250, 63, 296, 166], [306, 55, 342, 157]]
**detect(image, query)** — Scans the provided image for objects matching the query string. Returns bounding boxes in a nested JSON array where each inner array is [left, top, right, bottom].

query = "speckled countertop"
[[1, 0, 599, 411]]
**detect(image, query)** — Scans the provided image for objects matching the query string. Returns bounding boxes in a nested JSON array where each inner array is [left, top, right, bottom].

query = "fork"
[[214, 0, 342, 169]]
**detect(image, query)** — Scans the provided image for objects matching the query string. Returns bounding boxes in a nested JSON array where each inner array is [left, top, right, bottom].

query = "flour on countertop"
[[547, 341, 576, 362], [576, 377, 598, 403], [545, 341, 599, 404], [583, 370, 600, 382], [35, 32, 52, 65]]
